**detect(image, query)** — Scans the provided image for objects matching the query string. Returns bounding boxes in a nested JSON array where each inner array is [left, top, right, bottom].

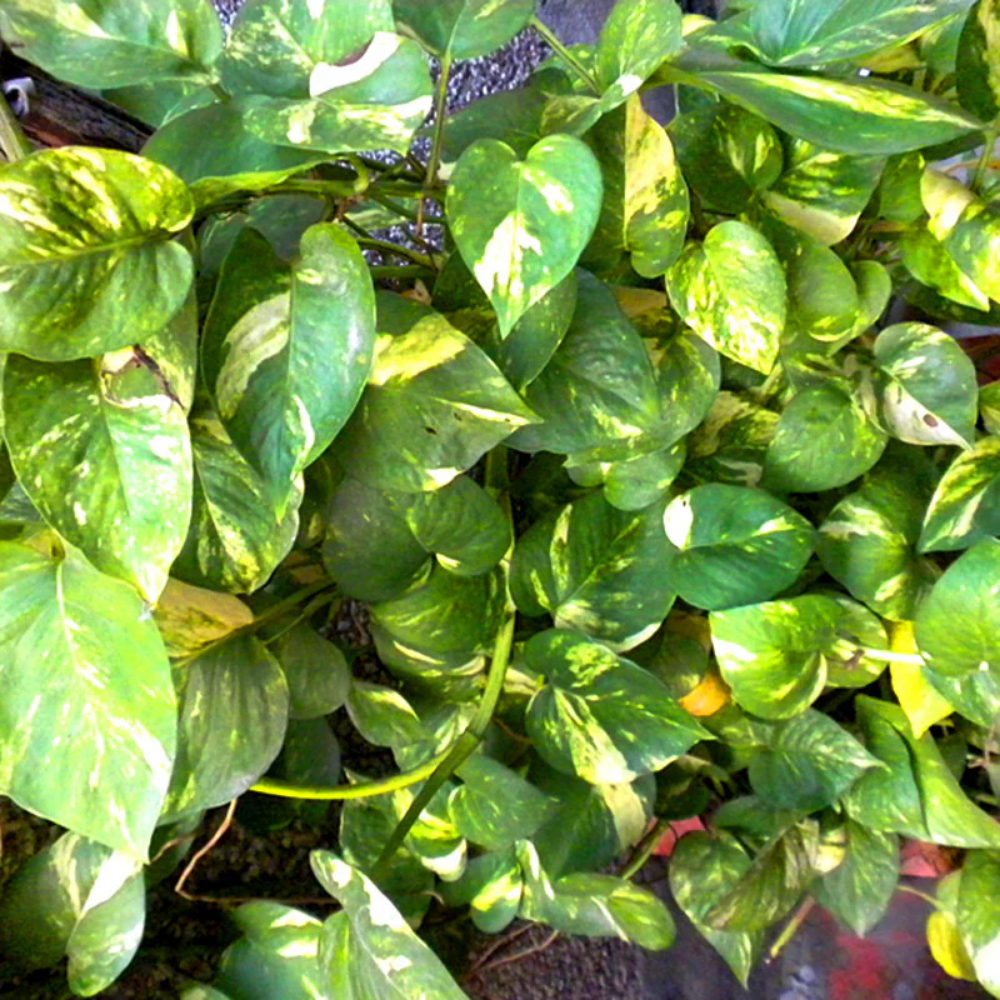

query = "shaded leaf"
[[393, 0, 535, 60], [270, 624, 350, 720], [152, 579, 254, 660], [958, 0, 1000, 122]]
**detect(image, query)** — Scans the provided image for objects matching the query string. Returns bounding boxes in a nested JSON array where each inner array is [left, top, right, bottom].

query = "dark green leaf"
[[666, 221, 787, 374], [510, 492, 675, 650], [0, 148, 193, 361], [439, 85, 547, 169], [393, 0, 535, 60], [270, 624, 350, 720], [0, 541, 175, 858], [748, 709, 882, 812], [958, 0, 1000, 122], [0, 0, 222, 88], [3, 353, 192, 603], [345, 681, 427, 752], [448, 135, 603, 336], [662, 484, 815, 611], [440, 848, 522, 932], [524, 629, 708, 785], [686, 391, 779, 487]]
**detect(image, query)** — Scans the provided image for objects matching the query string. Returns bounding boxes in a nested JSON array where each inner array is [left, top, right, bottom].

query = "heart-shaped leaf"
[[448, 135, 603, 336], [393, 0, 535, 60]]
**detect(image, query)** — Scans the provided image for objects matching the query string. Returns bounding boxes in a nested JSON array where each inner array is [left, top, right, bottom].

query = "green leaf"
[[958, 0, 1000, 122], [393, 0, 535, 60], [596, 0, 684, 97], [270, 624, 350, 720], [524, 629, 708, 785], [669, 832, 764, 986], [447, 135, 603, 337], [213, 902, 326, 1000], [173, 408, 300, 595], [3, 353, 192, 603], [705, 821, 821, 932], [666, 220, 787, 374], [711, 595, 841, 720], [669, 102, 783, 214], [748, 709, 883, 811], [957, 849, 1000, 996], [900, 228, 991, 311], [929, 872, 979, 983], [693, 61, 980, 155], [334, 303, 536, 492], [584, 96, 689, 278], [0, 0, 223, 88], [163, 635, 288, 822], [818, 450, 939, 620], [916, 538, 1000, 677], [983, 382, 1000, 435], [0, 148, 194, 361], [152, 578, 253, 659], [0, 831, 145, 994], [763, 384, 888, 492], [312, 852, 469, 1000], [747, 0, 977, 68], [450, 755, 555, 851], [202, 225, 375, 500], [814, 821, 899, 937], [662, 484, 816, 611], [372, 564, 506, 656], [517, 840, 675, 949], [823, 593, 891, 688], [510, 270, 661, 454], [345, 681, 427, 752], [920, 436, 1000, 552], [323, 473, 509, 601], [762, 140, 885, 246], [441, 848, 522, 932], [0, 541, 175, 858], [686, 391, 779, 487], [511, 492, 676, 650], [874, 322, 979, 447]]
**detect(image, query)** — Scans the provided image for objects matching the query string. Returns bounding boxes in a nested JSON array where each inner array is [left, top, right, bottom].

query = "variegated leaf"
[[334, 304, 536, 493], [524, 630, 708, 785], [152, 578, 253, 659], [666, 220, 786, 374], [393, 0, 535, 60], [440, 848, 522, 932], [173, 409, 300, 595], [748, 0, 977, 68], [0, 540, 176, 859], [0, 148, 194, 361], [662, 484, 816, 611], [447, 135, 603, 336], [585, 96, 689, 278], [271, 623, 349, 720], [4, 352, 192, 603], [0, 0, 222, 88], [312, 852, 470, 1000], [203, 224, 375, 503], [920, 436, 1000, 552], [686, 391, 779, 487], [0, 831, 145, 993], [874, 322, 979, 448], [510, 492, 676, 651], [957, 0, 1000, 122], [163, 634, 288, 822], [710, 595, 839, 719]]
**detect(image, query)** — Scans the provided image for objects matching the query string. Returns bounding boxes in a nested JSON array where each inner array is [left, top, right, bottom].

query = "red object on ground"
[[653, 817, 706, 857]]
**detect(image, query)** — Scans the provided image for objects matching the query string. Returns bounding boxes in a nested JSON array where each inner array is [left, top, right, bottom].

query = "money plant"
[[4, 0, 1000, 996]]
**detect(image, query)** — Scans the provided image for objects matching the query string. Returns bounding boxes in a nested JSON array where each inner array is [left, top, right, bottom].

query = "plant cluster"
[[2, 0, 1000, 996]]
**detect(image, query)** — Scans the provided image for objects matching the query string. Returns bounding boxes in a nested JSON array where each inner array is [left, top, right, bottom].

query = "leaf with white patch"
[[162, 634, 288, 822], [334, 304, 536, 493], [0, 0, 223, 88], [0, 831, 145, 994], [0, 148, 193, 361], [173, 408, 300, 595], [524, 629, 708, 785], [447, 135, 603, 337], [510, 491, 676, 651], [666, 220, 786, 374], [0, 541, 176, 859], [662, 484, 815, 611], [3, 353, 192, 603], [311, 852, 470, 1000], [920, 436, 1000, 552], [686, 391, 779, 487]]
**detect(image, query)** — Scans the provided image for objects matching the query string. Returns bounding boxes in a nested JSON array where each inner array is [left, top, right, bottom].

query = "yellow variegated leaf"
[[889, 621, 954, 737]]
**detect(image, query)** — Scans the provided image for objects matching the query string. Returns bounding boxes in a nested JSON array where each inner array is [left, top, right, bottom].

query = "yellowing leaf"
[[153, 579, 253, 659], [889, 621, 953, 737]]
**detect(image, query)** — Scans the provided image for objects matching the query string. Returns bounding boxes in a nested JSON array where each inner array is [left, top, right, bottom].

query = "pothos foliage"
[[3, 0, 1000, 995]]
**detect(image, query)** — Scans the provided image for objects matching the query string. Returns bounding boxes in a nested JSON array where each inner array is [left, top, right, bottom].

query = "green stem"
[[260, 592, 340, 647], [768, 897, 815, 962], [529, 16, 600, 94], [271, 178, 366, 199], [371, 615, 517, 879], [368, 190, 420, 223], [974, 127, 1000, 193], [353, 233, 436, 268], [427, 53, 453, 193], [861, 648, 925, 666], [897, 883, 940, 907], [0, 90, 32, 162], [251, 750, 450, 800], [619, 817, 671, 880]]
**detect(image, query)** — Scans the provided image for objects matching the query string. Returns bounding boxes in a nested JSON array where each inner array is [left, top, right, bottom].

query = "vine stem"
[[0, 90, 32, 162], [767, 897, 815, 963], [418, 52, 453, 232], [619, 817, 671, 880], [974, 126, 1000, 192], [529, 16, 600, 93], [371, 613, 518, 879], [860, 648, 925, 666]]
